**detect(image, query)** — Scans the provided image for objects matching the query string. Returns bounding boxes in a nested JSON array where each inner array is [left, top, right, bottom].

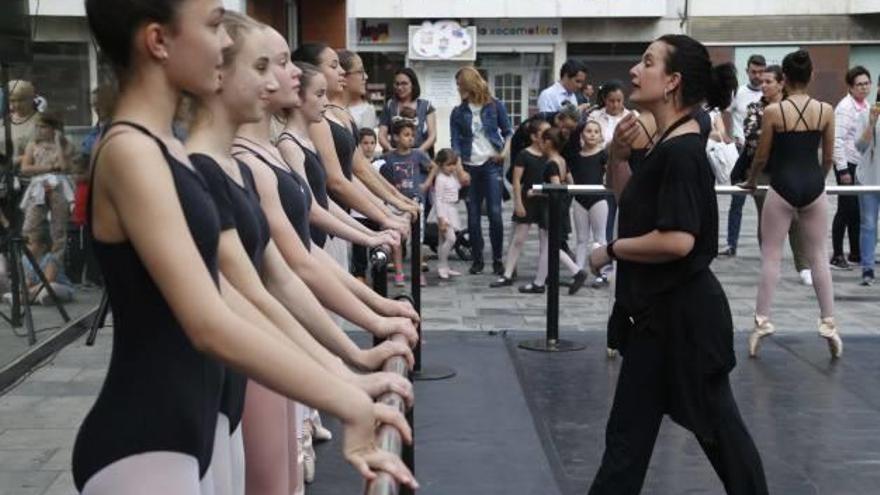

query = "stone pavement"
[[2, 193, 880, 494]]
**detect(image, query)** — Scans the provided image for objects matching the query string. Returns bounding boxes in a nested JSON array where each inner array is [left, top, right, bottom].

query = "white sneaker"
[[799, 269, 813, 286]]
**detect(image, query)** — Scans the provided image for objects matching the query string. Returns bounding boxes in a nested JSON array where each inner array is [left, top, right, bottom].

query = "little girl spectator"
[[490, 119, 551, 288], [568, 120, 609, 286], [381, 119, 432, 286], [520, 127, 588, 295], [19, 112, 75, 265], [424, 149, 470, 279]]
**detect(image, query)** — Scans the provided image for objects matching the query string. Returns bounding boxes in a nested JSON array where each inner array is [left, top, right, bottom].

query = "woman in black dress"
[[588, 34, 767, 494]]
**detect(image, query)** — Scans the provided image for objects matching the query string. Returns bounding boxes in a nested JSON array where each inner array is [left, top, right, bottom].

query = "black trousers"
[[589, 329, 768, 495], [832, 163, 860, 258]]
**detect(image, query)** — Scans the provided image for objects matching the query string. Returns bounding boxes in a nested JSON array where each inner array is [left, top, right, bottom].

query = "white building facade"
[[349, 0, 880, 147]]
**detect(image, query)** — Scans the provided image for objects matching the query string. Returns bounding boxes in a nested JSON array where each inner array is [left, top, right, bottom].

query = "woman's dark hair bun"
[[782, 49, 813, 86], [708, 62, 737, 110]]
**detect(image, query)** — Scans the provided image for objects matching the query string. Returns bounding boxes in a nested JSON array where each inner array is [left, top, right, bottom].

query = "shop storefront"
[[353, 18, 560, 130]]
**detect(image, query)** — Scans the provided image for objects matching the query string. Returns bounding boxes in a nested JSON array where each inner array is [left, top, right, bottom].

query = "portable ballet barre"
[[520, 183, 880, 353], [363, 333, 410, 495]]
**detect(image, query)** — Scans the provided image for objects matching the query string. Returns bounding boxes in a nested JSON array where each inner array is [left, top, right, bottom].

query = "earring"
[[663, 88, 670, 102]]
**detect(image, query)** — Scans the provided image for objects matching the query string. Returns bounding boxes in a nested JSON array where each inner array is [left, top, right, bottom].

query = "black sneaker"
[[830, 254, 851, 271], [848, 253, 861, 264], [718, 246, 737, 257], [469, 260, 484, 274], [861, 269, 874, 286], [489, 276, 514, 288], [518, 283, 545, 294], [568, 270, 588, 295], [492, 260, 504, 276]]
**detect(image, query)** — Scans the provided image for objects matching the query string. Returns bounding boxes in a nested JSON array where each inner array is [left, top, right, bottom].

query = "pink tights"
[[756, 188, 834, 319]]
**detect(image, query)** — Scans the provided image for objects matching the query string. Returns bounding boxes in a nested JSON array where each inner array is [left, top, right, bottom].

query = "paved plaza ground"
[[2, 195, 880, 494]]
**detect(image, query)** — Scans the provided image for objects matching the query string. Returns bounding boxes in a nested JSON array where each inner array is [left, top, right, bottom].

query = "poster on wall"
[[421, 63, 464, 108], [408, 21, 477, 61]]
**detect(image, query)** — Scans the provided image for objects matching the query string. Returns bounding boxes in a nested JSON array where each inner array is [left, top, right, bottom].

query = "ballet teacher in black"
[[588, 34, 768, 495]]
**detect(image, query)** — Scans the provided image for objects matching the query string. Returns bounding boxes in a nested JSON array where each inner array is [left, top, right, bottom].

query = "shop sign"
[[357, 18, 408, 45], [408, 21, 477, 61], [476, 19, 562, 44]]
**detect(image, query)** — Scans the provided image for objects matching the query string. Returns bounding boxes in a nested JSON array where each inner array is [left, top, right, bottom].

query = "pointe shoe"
[[748, 315, 775, 358], [438, 267, 449, 280], [818, 317, 843, 359], [309, 411, 332, 442], [302, 428, 316, 484]]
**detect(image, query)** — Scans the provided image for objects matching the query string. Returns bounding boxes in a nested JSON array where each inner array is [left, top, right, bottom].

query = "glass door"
[[489, 70, 526, 127]]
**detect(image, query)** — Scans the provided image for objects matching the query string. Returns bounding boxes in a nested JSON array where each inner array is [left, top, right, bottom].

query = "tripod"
[[0, 61, 71, 344]]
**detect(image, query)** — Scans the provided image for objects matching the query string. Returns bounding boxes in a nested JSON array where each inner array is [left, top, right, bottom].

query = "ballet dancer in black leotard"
[[589, 34, 766, 495], [182, 13, 416, 494], [291, 44, 418, 236], [741, 49, 841, 359], [275, 63, 397, 251], [569, 120, 609, 279], [73, 2, 417, 493], [233, 28, 419, 349], [489, 119, 552, 288]]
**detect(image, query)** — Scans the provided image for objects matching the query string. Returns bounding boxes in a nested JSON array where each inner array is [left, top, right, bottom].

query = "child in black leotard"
[[490, 119, 551, 288], [569, 120, 609, 286], [742, 49, 840, 359], [520, 127, 588, 295]]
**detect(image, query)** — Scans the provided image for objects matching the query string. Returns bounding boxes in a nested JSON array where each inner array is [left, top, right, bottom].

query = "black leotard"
[[72, 122, 224, 490], [233, 143, 313, 249], [570, 150, 608, 209], [767, 98, 825, 208], [191, 154, 272, 434], [192, 154, 270, 269], [512, 149, 547, 225], [327, 118, 356, 181], [278, 132, 330, 248]]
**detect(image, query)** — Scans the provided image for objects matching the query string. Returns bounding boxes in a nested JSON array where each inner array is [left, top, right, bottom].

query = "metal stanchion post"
[[370, 246, 390, 347], [409, 211, 456, 380], [519, 185, 586, 352]]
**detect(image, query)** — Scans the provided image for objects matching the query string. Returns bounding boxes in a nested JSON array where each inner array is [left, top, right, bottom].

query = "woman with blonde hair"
[[450, 66, 513, 276]]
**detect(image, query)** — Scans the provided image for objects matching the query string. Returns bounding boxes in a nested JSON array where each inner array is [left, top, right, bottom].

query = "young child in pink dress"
[[424, 149, 470, 279]]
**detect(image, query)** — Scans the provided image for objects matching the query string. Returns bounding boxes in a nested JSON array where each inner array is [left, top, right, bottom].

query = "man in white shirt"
[[537, 60, 587, 113], [730, 54, 766, 149], [720, 54, 765, 258]]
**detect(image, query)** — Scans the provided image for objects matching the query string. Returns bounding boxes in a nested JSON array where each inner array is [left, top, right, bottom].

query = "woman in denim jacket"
[[450, 67, 513, 275]]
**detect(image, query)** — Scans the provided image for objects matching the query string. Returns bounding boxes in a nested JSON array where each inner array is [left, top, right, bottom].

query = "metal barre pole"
[[409, 209, 456, 381], [532, 184, 880, 195], [518, 189, 586, 353], [363, 333, 410, 495]]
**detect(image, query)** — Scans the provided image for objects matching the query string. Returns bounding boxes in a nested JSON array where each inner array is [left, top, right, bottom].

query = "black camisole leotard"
[[72, 121, 224, 490], [767, 98, 825, 208], [191, 153, 272, 434], [277, 131, 330, 248], [570, 150, 608, 210], [327, 118, 356, 181], [233, 143, 314, 249]]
